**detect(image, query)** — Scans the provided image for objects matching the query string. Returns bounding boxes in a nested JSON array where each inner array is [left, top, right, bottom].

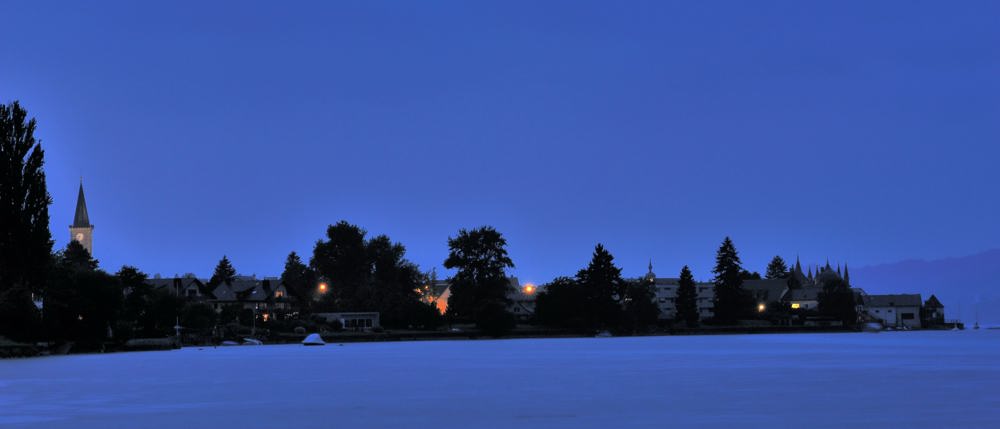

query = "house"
[[743, 279, 789, 313], [148, 276, 210, 299], [865, 294, 922, 329], [786, 287, 821, 311], [209, 277, 292, 318], [508, 278, 541, 321], [314, 312, 380, 331], [149, 276, 293, 321], [921, 295, 945, 327]]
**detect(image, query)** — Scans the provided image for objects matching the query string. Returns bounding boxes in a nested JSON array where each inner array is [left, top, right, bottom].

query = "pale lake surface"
[[2, 331, 998, 428]]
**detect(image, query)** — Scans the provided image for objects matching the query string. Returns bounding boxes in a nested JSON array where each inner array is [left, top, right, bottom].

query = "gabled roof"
[[211, 278, 285, 303], [743, 279, 789, 302], [787, 286, 821, 302], [924, 294, 944, 308], [867, 294, 922, 308], [147, 277, 211, 297]]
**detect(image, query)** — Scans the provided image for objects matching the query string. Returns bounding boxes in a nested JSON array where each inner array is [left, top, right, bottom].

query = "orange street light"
[[523, 283, 536, 295], [757, 303, 766, 313], [318, 282, 329, 293]]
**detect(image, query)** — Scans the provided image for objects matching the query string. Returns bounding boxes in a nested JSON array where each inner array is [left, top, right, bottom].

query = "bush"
[[475, 301, 515, 337]]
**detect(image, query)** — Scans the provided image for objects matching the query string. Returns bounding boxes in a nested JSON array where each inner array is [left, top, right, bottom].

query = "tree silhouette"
[[0, 101, 52, 341], [675, 265, 699, 327], [281, 251, 316, 312], [765, 256, 788, 279], [576, 243, 626, 329], [444, 226, 514, 333], [208, 256, 237, 287], [712, 237, 748, 324]]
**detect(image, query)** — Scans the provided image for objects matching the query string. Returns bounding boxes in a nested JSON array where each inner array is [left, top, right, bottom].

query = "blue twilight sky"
[[2, 1, 998, 284]]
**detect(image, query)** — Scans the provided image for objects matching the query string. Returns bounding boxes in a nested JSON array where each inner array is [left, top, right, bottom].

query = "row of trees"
[[535, 237, 858, 332], [534, 244, 660, 333], [0, 100, 858, 344], [278, 221, 443, 329]]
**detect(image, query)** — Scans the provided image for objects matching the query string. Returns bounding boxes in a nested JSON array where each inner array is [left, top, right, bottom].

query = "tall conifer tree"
[[675, 265, 699, 326], [0, 101, 52, 341], [765, 256, 788, 279], [712, 237, 747, 323], [209, 256, 237, 287]]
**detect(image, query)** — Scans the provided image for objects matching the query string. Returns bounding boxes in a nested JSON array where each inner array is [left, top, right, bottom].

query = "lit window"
[[791, 303, 801, 309]]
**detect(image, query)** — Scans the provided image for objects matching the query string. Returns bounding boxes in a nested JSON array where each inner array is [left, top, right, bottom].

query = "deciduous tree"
[[444, 226, 515, 333]]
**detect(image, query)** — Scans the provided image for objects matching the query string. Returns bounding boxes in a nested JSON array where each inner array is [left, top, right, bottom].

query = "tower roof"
[[72, 181, 91, 227]]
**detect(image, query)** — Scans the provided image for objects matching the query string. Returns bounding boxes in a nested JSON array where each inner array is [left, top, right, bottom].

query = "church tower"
[[69, 180, 94, 255]]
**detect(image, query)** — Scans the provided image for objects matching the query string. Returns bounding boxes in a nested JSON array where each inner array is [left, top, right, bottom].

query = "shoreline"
[[9, 325, 964, 358]]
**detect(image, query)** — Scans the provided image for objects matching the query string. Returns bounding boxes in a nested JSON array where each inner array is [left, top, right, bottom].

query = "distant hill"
[[851, 249, 1000, 326]]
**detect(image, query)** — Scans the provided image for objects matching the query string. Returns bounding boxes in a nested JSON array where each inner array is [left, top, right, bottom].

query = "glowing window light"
[[791, 303, 801, 309]]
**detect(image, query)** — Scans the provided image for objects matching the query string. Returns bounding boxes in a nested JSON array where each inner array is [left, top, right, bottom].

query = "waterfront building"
[[313, 312, 381, 331], [921, 295, 946, 327], [864, 294, 923, 329]]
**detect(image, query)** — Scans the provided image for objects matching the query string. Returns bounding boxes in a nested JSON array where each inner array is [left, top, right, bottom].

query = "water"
[[2, 331, 998, 428]]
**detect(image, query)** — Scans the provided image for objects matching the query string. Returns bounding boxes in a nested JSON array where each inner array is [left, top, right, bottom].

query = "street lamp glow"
[[318, 282, 328, 293], [523, 283, 536, 295], [757, 303, 766, 313]]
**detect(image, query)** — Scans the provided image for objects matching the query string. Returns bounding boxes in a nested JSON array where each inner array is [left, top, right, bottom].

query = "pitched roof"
[[788, 286, 821, 301], [743, 279, 789, 302], [211, 278, 285, 303], [924, 294, 944, 308], [867, 294, 922, 308], [148, 277, 210, 297], [72, 182, 91, 227]]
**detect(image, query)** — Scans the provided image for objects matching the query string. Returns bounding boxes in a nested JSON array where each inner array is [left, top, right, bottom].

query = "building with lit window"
[[148, 276, 293, 319]]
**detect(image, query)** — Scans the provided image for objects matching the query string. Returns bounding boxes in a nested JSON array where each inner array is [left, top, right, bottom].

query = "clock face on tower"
[[76, 233, 84, 242]]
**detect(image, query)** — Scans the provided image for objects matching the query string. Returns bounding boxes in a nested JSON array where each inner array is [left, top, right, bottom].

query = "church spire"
[[844, 263, 850, 285], [72, 180, 91, 227]]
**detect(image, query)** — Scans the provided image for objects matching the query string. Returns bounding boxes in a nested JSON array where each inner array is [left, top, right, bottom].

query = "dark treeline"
[[534, 244, 660, 334], [535, 237, 858, 334], [0, 101, 858, 347]]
